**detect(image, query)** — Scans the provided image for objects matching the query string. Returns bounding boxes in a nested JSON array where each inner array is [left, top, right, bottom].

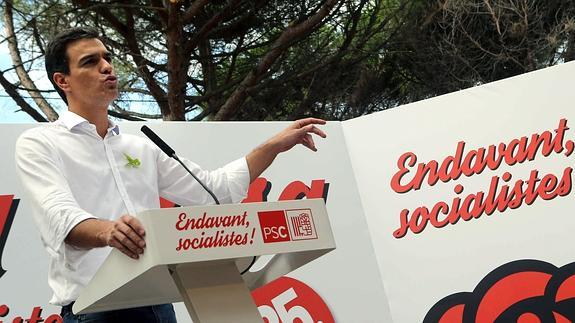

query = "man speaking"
[[14, 27, 326, 323]]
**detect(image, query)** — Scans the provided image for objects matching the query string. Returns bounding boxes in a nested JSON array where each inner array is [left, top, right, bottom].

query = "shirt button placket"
[[103, 136, 137, 216]]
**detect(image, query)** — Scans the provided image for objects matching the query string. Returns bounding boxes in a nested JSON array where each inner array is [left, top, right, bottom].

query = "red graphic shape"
[[243, 178, 329, 204], [556, 274, 575, 302], [279, 180, 327, 201], [425, 260, 575, 322], [476, 271, 551, 323], [517, 312, 540, 323], [258, 210, 290, 243], [159, 197, 176, 208], [252, 276, 334, 323], [439, 304, 465, 323], [0, 195, 18, 279], [243, 177, 272, 203], [0, 195, 14, 236], [554, 312, 571, 323]]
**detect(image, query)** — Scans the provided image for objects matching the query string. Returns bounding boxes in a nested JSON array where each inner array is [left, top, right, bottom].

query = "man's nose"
[[101, 58, 113, 74]]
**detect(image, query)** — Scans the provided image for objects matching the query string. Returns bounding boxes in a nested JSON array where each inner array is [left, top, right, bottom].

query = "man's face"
[[56, 38, 118, 108]]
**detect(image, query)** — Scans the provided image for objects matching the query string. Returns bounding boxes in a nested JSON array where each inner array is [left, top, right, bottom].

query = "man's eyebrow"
[[77, 51, 111, 65], [78, 53, 99, 65]]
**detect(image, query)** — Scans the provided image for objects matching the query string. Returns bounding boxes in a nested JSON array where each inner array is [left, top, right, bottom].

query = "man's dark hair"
[[45, 27, 101, 104]]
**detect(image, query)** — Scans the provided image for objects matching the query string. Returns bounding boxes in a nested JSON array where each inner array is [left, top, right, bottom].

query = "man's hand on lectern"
[[65, 215, 146, 259], [99, 215, 146, 259]]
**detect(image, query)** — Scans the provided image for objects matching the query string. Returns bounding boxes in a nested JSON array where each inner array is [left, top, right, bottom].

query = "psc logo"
[[0, 195, 18, 280], [258, 209, 318, 243], [258, 210, 291, 243]]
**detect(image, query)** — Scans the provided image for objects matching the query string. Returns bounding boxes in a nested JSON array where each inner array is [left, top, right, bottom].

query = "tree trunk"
[[4, 0, 58, 121], [565, 31, 575, 62], [165, 1, 187, 120]]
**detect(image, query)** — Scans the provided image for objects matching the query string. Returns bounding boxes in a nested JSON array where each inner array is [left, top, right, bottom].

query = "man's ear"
[[53, 72, 70, 92]]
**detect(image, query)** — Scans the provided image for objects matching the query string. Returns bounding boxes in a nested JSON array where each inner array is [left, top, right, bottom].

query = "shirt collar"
[[57, 111, 120, 136], [108, 119, 120, 135]]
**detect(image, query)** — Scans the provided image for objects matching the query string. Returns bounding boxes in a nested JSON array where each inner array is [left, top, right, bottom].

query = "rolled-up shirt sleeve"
[[156, 145, 250, 206], [15, 129, 95, 254]]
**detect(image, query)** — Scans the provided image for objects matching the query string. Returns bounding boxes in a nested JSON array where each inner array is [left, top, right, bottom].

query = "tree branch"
[[214, 0, 340, 120], [181, 0, 210, 25], [110, 102, 161, 120], [0, 71, 48, 122], [183, 0, 243, 56], [4, 0, 58, 121], [71, 0, 170, 116]]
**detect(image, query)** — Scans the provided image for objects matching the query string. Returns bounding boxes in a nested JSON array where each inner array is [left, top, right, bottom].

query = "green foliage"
[[1, 0, 573, 121], [392, 0, 575, 99]]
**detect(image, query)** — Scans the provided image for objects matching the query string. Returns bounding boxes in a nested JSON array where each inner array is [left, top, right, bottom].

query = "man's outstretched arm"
[[246, 118, 327, 182]]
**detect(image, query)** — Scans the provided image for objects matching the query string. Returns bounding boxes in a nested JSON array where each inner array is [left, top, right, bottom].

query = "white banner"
[[2, 61, 574, 322], [344, 61, 575, 322]]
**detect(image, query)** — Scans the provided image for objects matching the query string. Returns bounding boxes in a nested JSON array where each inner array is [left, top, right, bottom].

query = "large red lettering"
[[160, 178, 330, 206], [391, 119, 572, 194], [0, 195, 18, 280], [0, 305, 62, 323], [242, 177, 272, 203], [243, 178, 329, 203], [278, 180, 328, 201]]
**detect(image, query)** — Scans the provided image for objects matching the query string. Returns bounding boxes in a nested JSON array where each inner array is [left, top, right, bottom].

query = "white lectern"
[[73, 199, 335, 322]]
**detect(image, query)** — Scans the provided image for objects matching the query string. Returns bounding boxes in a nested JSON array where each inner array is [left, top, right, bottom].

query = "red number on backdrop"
[[252, 277, 334, 323]]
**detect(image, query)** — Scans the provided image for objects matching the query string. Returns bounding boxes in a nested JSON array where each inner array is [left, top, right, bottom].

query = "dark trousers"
[[61, 303, 177, 323]]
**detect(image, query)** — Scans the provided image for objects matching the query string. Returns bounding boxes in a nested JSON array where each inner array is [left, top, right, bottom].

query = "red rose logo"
[[424, 259, 575, 323]]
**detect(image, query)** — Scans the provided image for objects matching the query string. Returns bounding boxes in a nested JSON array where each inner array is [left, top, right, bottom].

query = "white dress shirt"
[[15, 111, 250, 306]]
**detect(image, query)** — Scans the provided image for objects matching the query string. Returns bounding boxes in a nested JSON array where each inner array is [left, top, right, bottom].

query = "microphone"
[[141, 125, 220, 205], [141, 125, 175, 157], [141, 125, 256, 275]]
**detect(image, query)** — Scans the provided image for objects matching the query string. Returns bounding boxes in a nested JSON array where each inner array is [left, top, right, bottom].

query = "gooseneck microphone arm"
[[140, 125, 220, 205], [141, 125, 257, 275]]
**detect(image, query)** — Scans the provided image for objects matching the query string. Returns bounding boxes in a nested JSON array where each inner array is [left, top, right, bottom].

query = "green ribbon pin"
[[124, 153, 141, 168]]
